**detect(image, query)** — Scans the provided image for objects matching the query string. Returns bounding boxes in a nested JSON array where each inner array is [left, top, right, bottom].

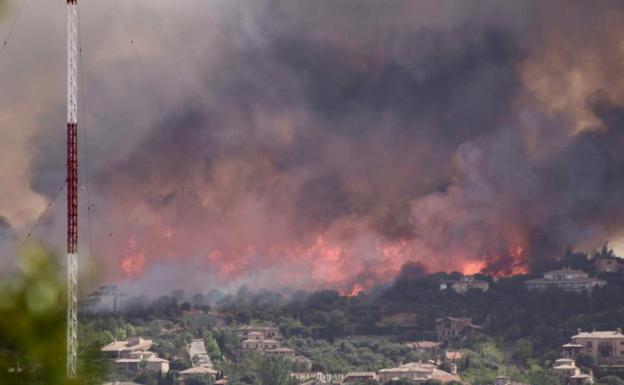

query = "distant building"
[[114, 354, 169, 374], [440, 276, 489, 293], [290, 372, 324, 381], [179, 366, 218, 383], [595, 256, 623, 274], [237, 324, 306, 365], [436, 317, 482, 341], [562, 329, 624, 365], [377, 362, 460, 384], [404, 341, 441, 355], [101, 337, 154, 358], [101, 337, 170, 374], [235, 325, 281, 340], [264, 347, 296, 358], [524, 268, 606, 293], [444, 350, 464, 363], [241, 336, 280, 351], [342, 372, 377, 383], [551, 358, 592, 385]]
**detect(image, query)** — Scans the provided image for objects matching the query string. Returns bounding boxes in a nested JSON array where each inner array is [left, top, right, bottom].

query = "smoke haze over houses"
[[2, 0, 624, 294]]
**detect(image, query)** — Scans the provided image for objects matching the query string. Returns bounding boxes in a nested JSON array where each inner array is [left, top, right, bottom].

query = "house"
[[377, 362, 460, 384], [525, 268, 606, 293], [595, 256, 623, 273], [404, 341, 441, 355], [235, 325, 281, 340], [178, 366, 218, 383], [342, 372, 377, 383], [551, 358, 592, 385], [114, 355, 169, 374], [101, 337, 154, 358], [562, 329, 624, 365], [436, 317, 482, 341], [441, 276, 489, 293], [290, 372, 324, 381], [241, 337, 280, 350], [237, 324, 305, 364], [444, 350, 464, 363]]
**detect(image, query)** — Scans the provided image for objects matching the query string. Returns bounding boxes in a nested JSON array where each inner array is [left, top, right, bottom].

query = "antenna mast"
[[66, 0, 79, 378]]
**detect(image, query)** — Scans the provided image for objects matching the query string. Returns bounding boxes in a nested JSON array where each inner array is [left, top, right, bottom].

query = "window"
[[587, 342, 593, 348]]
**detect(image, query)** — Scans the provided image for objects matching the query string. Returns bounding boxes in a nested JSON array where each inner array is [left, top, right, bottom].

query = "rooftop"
[[101, 338, 153, 353], [179, 367, 218, 375], [573, 330, 624, 339], [115, 356, 169, 363]]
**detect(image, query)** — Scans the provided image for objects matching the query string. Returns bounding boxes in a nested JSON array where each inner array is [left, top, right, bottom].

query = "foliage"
[[598, 376, 624, 385], [0, 245, 104, 384], [220, 353, 297, 385]]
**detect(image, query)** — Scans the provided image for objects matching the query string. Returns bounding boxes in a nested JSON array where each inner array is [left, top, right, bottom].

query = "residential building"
[[114, 355, 169, 374], [235, 325, 281, 340], [290, 372, 324, 381], [562, 329, 624, 365], [377, 362, 460, 384], [551, 358, 592, 385], [440, 276, 489, 293], [241, 337, 280, 351], [404, 341, 441, 355], [436, 317, 482, 341], [101, 337, 154, 358], [179, 366, 218, 383], [342, 372, 377, 383], [525, 268, 606, 293], [444, 350, 464, 363]]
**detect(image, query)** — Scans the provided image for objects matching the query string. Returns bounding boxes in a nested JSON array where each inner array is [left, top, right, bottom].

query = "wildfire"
[[345, 283, 364, 297], [121, 236, 147, 278], [115, 225, 534, 291], [460, 260, 487, 275]]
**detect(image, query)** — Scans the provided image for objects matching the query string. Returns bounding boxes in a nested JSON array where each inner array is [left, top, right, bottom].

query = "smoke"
[[3, 0, 624, 293]]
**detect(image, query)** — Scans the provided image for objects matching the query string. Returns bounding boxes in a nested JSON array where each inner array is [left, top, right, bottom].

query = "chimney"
[[617, 328, 622, 335]]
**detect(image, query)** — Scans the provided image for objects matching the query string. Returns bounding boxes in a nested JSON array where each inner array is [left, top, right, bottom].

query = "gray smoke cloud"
[[2, 0, 624, 293]]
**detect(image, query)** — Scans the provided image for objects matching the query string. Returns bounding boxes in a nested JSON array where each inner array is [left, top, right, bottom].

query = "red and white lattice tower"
[[66, 0, 79, 378]]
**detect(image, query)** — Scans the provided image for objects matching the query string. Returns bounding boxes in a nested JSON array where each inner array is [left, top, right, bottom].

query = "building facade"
[[435, 317, 482, 341], [562, 329, 624, 365], [525, 268, 606, 293], [440, 276, 489, 294]]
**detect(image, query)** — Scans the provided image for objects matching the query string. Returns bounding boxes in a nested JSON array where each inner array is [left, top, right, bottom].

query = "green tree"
[[598, 376, 624, 385], [513, 338, 533, 366], [0, 245, 104, 384]]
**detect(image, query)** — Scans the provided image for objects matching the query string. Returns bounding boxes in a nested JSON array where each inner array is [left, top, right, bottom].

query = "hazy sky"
[[2, 0, 624, 295]]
